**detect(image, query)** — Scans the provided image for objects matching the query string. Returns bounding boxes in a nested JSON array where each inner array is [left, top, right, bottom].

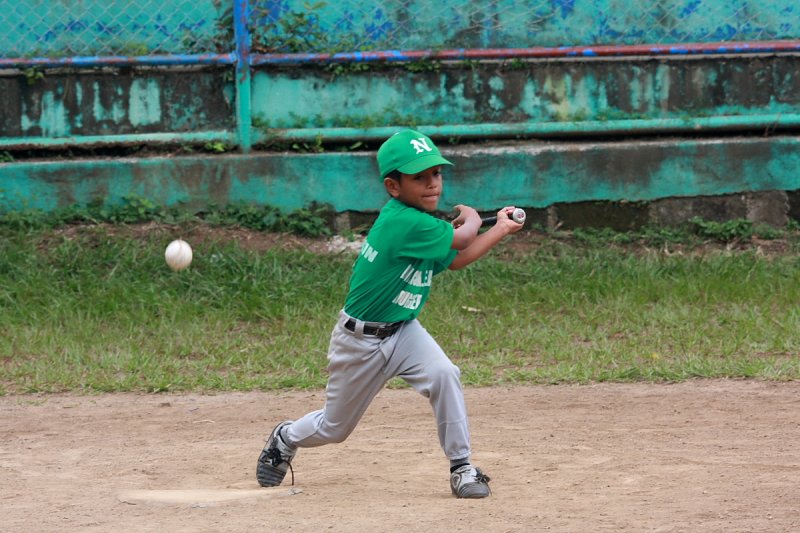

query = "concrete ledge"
[[2, 136, 799, 228]]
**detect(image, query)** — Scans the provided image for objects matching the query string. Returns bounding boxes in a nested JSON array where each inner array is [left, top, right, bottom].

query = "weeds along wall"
[[1, 1, 799, 227]]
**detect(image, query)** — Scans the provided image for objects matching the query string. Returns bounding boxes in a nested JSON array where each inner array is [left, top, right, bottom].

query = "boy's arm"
[[448, 207, 524, 270], [450, 204, 482, 250]]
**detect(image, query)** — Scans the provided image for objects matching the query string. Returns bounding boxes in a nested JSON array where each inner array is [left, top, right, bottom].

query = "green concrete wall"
[[7, 55, 799, 143], [0, 69, 233, 137], [3, 137, 799, 216], [2, 54, 799, 221], [253, 56, 800, 129], [2, 1, 799, 224]]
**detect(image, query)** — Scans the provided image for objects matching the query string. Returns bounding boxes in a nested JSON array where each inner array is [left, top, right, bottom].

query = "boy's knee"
[[431, 360, 461, 385]]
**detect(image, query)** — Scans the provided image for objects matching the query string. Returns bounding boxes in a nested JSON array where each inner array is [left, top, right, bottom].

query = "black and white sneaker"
[[450, 465, 491, 498], [256, 421, 296, 487]]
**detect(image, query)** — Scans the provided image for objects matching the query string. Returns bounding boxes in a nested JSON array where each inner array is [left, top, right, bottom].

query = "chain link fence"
[[1, 1, 798, 58], [250, 0, 800, 53], [0, 0, 225, 57]]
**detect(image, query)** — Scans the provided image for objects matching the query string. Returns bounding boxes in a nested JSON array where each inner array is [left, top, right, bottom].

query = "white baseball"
[[165, 239, 192, 271]]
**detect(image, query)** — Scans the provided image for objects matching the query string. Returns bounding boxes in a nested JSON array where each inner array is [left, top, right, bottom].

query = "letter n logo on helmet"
[[409, 137, 432, 154]]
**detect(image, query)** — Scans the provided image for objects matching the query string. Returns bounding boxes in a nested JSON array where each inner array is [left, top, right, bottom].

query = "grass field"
[[1, 218, 799, 395]]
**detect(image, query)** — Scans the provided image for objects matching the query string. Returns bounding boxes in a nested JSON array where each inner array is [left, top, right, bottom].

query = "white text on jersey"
[[392, 290, 422, 310], [399, 265, 433, 287], [360, 241, 378, 262]]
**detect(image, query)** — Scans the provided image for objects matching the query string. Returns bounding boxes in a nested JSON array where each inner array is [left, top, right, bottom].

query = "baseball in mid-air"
[[165, 239, 192, 271]]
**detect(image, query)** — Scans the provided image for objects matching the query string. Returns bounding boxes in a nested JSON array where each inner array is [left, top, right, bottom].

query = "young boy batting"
[[256, 129, 524, 498]]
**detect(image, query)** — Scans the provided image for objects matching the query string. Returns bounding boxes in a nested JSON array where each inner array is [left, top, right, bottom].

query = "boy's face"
[[384, 165, 443, 212]]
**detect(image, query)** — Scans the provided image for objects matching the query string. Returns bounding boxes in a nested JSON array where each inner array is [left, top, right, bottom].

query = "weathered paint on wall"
[[0, 69, 233, 137], [6, 55, 797, 143], [253, 56, 800, 128], [0, 154, 384, 213], [3, 138, 799, 214], [445, 138, 800, 206]]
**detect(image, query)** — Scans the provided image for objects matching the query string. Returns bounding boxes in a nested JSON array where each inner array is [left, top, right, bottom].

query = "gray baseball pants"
[[284, 310, 472, 461]]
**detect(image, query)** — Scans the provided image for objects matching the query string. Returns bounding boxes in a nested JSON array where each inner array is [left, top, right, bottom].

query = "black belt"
[[344, 318, 403, 338]]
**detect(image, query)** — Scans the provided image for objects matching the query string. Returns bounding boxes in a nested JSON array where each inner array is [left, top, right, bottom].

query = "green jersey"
[[344, 198, 458, 323]]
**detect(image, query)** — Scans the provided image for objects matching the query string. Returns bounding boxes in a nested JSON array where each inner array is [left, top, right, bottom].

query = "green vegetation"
[[0, 196, 332, 236], [108, 41, 150, 56], [1, 212, 798, 395], [254, 107, 427, 133], [689, 217, 784, 242], [251, 1, 334, 54], [22, 67, 44, 86], [208, 0, 359, 55], [201, 141, 234, 154]]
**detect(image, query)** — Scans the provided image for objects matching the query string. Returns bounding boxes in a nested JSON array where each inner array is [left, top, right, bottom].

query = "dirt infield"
[[2, 380, 799, 532]]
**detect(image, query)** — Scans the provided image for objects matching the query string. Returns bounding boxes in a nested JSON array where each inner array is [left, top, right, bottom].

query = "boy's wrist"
[[487, 223, 511, 237]]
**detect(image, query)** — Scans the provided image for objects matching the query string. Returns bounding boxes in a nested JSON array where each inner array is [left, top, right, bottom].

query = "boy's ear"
[[383, 176, 401, 198]]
